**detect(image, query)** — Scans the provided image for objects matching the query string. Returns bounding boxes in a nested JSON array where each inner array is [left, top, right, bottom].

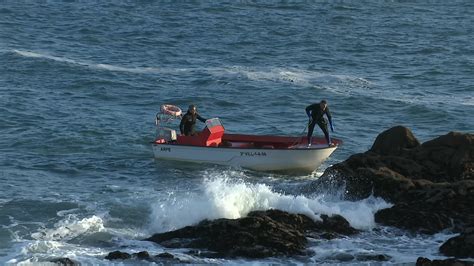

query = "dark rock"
[[146, 210, 307, 258], [49, 257, 79, 265], [416, 257, 474, 266], [105, 251, 131, 260], [374, 204, 453, 234], [374, 180, 474, 233], [134, 251, 151, 260], [105, 250, 180, 263], [317, 214, 358, 236], [420, 132, 473, 182], [440, 231, 474, 258], [145, 209, 357, 258], [156, 252, 175, 259], [330, 253, 355, 262], [370, 126, 420, 155], [309, 127, 474, 234], [356, 253, 391, 262]]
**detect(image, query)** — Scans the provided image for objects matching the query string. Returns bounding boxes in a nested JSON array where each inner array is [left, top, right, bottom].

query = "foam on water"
[[149, 172, 391, 233], [15, 49, 470, 110], [5, 241, 108, 265], [309, 229, 457, 264], [1, 214, 108, 264], [13, 49, 163, 74], [462, 96, 474, 106], [208, 65, 372, 87], [2, 211, 219, 264], [13, 50, 78, 65], [12, 49, 371, 89], [30, 215, 104, 242], [209, 65, 473, 110]]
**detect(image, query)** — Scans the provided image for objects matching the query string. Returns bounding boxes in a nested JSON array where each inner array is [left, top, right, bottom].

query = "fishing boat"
[[152, 105, 341, 173]]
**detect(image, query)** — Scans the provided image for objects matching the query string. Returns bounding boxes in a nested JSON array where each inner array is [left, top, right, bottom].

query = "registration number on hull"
[[240, 151, 267, 157]]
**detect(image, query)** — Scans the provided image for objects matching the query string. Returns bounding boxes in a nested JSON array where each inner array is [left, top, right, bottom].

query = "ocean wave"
[[12, 49, 469, 110], [31, 215, 104, 241], [309, 229, 457, 264], [2, 214, 107, 264], [148, 172, 391, 233], [12, 49, 373, 91], [4, 241, 109, 265]]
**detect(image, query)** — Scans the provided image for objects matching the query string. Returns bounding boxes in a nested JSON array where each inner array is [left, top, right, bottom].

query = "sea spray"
[[148, 174, 391, 233]]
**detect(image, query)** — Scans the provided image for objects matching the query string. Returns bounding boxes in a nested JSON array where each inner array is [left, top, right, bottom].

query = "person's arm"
[[179, 115, 186, 135], [196, 113, 207, 123], [326, 108, 334, 132], [305, 105, 313, 117]]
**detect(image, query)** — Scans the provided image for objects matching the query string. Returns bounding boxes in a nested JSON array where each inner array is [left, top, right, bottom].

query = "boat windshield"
[[205, 118, 223, 128]]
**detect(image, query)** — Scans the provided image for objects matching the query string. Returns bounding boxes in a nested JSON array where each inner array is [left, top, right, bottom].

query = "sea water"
[[0, 1, 473, 264]]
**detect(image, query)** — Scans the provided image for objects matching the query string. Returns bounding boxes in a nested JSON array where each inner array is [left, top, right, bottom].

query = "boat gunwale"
[[151, 140, 341, 151]]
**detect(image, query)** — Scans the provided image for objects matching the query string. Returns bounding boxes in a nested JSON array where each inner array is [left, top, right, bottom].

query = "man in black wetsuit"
[[179, 105, 207, 136], [305, 100, 334, 147]]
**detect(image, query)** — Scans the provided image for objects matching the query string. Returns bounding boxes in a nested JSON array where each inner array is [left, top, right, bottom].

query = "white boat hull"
[[152, 143, 337, 172]]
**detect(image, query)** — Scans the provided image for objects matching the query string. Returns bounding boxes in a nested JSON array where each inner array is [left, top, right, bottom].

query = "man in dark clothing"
[[180, 105, 207, 136], [305, 100, 334, 147]]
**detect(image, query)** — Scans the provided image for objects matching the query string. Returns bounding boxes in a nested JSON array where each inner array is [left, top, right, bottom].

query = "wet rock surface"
[[49, 257, 79, 266], [105, 251, 132, 260], [312, 127, 473, 234], [105, 250, 180, 263], [416, 257, 474, 266], [145, 209, 357, 258], [439, 229, 474, 258]]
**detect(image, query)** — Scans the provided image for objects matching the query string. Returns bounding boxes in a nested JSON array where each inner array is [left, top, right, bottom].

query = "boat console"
[[176, 118, 225, 147]]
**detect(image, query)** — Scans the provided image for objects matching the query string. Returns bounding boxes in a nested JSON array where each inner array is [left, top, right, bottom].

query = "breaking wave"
[[148, 173, 391, 233]]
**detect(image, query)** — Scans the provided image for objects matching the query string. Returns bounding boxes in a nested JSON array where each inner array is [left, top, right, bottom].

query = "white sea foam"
[[148, 174, 391, 233], [94, 63, 160, 74], [13, 49, 374, 90], [208, 66, 372, 88], [209, 65, 471, 109], [31, 215, 104, 241], [15, 49, 468, 109], [1, 215, 108, 264], [4, 240, 109, 265], [14, 50, 78, 65], [13, 49, 163, 74], [462, 96, 474, 106], [309, 228, 457, 264]]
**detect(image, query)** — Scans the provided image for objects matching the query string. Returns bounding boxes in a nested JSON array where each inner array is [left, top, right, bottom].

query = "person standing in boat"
[[180, 104, 207, 136], [305, 100, 334, 147]]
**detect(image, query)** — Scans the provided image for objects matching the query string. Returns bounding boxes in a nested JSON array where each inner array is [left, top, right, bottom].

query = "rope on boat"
[[289, 123, 308, 148]]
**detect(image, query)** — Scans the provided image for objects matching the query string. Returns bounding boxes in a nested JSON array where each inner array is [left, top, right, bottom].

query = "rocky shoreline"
[[312, 126, 473, 261], [55, 126, 472, 265]]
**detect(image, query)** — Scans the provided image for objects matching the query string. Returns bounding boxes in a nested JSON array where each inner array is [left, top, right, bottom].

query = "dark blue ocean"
[[1, 1, 473, 264]]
